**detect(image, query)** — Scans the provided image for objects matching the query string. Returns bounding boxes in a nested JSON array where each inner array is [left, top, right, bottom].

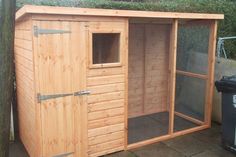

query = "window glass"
[[92, 33, 120, 64]]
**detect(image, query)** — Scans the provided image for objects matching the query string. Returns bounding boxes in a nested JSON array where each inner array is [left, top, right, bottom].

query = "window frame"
[[89, 30, 123, 69]]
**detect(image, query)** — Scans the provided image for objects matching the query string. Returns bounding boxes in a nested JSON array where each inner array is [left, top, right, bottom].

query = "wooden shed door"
[[33, 21, 86, 157]]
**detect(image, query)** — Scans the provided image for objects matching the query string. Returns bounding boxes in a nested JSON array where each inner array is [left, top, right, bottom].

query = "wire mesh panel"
[[174, 75, 206, 131], [174, 20, 210, 132], [176, 75, 206, 116], [177, 21, 210, 75]]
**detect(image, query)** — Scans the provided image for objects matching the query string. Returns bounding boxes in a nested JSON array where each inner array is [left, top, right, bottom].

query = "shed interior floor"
[[128, 111, 199, 144]]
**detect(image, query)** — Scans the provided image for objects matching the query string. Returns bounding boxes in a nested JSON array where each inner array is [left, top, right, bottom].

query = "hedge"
[[12, 0, 236, 59]]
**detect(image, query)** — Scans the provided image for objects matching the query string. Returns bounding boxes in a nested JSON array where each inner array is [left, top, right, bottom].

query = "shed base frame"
[[127, 124, 209, 150]]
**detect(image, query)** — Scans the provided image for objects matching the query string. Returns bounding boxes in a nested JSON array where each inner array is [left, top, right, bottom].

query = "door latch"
[[37, 90, 91, 103], [37, 93, 73, 103], [53, 152, 74, 157], [74, 90, 91, 96]]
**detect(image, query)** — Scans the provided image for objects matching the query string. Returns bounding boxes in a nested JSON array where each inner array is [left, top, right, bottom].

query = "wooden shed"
[[14, 5, 224, 157]]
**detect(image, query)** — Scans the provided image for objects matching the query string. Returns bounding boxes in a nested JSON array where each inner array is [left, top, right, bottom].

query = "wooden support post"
[[142, 24, 146, 115], [124, 18, 129, 150], [127, 134, 171, 150], [0, 0, 16, 156], [174, 111, 204, 126], [176, 70, 208, 80], [204, 20, 218, 127], [168, 19, 178, 134], [172, 125, 208, 137]]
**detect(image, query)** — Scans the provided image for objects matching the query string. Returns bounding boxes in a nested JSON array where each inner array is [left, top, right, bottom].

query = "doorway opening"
[[127, 19, 210, 145]]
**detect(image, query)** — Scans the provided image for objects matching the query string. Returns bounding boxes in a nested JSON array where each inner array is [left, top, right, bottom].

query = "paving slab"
[[191, 148, 236, 157], [128, 115, 168, 144], [130, 142, 184, 157], [102, 151, 137, 157], [9, 123, 236, 157], [162, 135, 213, 156], [191, 128, 222, 147], [9, 141, 29, 157], [149, 112, 169, 124], [174, 116, 198, 132]]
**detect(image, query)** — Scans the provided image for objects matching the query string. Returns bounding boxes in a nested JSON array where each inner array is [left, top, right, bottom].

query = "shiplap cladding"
[[32, 20, 84, 157], [86, 20, 128, 157], [128, 23, 171, 118], [14, 17, 37, 157]]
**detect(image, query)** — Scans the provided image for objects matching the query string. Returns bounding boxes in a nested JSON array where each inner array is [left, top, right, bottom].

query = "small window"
[[92, 33, 120, 64]]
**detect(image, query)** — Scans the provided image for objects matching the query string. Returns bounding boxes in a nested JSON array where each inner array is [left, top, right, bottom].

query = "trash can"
[[215, 75, 236, 153]]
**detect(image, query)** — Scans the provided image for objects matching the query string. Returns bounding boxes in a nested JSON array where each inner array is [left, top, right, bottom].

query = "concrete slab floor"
[[128, 112, 199, 144], [9, 123, 236, 157], [9, 141, 29, 157]]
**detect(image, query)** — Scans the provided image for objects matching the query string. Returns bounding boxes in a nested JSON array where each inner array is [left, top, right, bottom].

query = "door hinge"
[[53, 152, 74, 157], [33, 26, 71, 37], [37, 93, 73, 103]]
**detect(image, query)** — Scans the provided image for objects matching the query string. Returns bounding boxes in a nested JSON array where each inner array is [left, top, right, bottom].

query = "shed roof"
[[16, 5, 224, 21]]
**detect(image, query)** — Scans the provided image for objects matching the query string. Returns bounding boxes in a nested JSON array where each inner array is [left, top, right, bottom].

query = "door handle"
[[74, 90, 91, 96]]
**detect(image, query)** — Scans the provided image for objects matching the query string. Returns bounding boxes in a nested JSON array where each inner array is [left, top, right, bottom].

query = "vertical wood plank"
[[15, 16, 39, 157], [34, 20, 84, 157], [32, 19, 43, 157], [70, 22, 83, 157], [205, 20, 218, 126], [144, 24, 170, 115], [128, 24, 145, 117], [168, 19, 178, 134], [124, 18, 129, 150], [142, 25, 146, 114], [81, 22, 89, 157], [128, 24, 170, 118]]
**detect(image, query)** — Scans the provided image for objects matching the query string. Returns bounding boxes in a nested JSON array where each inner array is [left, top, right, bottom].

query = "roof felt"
[[16, 5, 224, 21], [15, 0, 232, 13]]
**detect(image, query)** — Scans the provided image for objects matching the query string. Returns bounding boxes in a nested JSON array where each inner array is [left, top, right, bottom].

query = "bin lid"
[[222, 75, 236, 81], [215, 75, 236, 93]]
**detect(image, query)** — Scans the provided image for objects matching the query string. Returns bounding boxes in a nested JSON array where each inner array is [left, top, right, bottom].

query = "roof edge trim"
[[16, 5, 224, 21]]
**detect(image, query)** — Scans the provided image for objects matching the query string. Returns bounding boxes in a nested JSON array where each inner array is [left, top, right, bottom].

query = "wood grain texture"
[[32, 20, 87, 157], [168, 19, 178, 134], [79, 22, 88, 157], [144, 24, 170, 114], [205, 20, 218, 126], [128, 23, 170, 118], [15, 12, 219, 157], [176, 70, 208, 80], [128, 24, 145, 117], [175, 111, 204, 125], [16, 5, 224, 21], [86, 20, 127, 156], [14, 17, 37, 157]]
